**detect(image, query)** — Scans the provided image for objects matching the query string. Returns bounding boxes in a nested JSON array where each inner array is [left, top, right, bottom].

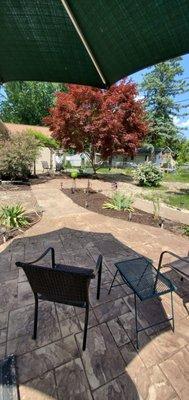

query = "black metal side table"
[[108, 256, 175, 348]]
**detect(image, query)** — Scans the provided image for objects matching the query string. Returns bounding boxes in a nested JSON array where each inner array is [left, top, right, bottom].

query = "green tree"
[[27, 129, 59, 150], [140, 58, 189, 150], [0, 81, 67, 125], [177, 140, 189, 165], [27, 129, 60, 172]]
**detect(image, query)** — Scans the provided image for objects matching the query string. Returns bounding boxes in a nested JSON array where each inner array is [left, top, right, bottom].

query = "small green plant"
[[103, 191, 134, 212], [70, 170, 78, 179], [0, 204, 29, 229], [182, 225, 189, 236], [152, 197, 160, 220], [133, 162, 163, 187]]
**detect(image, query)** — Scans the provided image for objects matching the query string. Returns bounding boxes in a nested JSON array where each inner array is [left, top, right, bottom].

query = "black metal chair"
[[16, 248, 102, 351]]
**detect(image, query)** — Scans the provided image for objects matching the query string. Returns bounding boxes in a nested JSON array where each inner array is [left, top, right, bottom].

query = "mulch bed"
[[0, 181, 30, 191], [62, 188, 186, 237]]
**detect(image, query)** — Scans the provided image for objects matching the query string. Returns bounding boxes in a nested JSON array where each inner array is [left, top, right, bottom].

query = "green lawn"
[[164, 193, 189, 210], [142, 189, 189, 210], [98, 167, 189, 184], [97, 167, 133, 175], [163, 169, 189, 183]]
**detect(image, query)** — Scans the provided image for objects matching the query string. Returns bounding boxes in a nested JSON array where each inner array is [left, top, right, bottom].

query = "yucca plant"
[[103, 192, 134, 213], [152, 197, 160, 220], [0, 204, 29, 229], [182, 225, 189, 236]]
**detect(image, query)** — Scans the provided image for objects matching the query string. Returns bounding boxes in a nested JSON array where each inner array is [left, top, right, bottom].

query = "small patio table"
[[108, 256, 175, 348]]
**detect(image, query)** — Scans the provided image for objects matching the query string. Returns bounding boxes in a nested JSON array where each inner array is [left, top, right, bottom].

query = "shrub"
[[133, 162, 163, 187], [64, 160, 72, 169], [103, 192, 134, 212], [0, 132, 40, 180], [0, 119, 10, 142], [0, 204, 29, 229]]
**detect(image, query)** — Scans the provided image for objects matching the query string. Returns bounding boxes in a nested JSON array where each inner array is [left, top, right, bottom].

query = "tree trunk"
[[49, 149, 53, 171], [33, 161, 36, 176]]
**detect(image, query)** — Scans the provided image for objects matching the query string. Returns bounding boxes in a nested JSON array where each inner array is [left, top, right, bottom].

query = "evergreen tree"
[[0, 81, 67, 126], [140, 58, 189, 150]]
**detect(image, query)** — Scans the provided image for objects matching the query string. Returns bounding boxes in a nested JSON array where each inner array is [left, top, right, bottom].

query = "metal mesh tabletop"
[[115, 257, 175, 301]]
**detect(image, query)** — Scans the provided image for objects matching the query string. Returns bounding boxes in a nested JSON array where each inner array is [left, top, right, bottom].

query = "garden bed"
[[0, 211, 42, 245], [0, 181, 31, 191], [62, 188, 187, 236]]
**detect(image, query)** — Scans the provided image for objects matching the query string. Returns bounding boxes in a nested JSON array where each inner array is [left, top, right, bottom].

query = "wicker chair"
[[16, 247, 102, 351]]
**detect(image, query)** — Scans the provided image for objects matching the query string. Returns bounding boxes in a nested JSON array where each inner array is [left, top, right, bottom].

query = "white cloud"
[[179, 119, 189, 128], [135, 94, 145, 101], [173, 116, 180, 126], [173, 116, 189, 128]]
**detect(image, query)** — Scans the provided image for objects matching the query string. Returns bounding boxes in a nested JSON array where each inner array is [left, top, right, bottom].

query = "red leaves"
[[43, 81, 148, 159]]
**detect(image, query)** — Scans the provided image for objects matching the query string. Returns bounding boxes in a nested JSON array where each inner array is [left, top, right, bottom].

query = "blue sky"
[[130, 54, 189, 139]]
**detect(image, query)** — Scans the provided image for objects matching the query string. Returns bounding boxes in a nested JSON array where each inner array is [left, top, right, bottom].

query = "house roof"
[[137, 146, 173, 155], [3, 122, 51, 138]]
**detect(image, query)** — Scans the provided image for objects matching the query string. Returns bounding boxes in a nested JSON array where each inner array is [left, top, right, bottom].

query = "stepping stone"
[[0, 355, 19, 399]]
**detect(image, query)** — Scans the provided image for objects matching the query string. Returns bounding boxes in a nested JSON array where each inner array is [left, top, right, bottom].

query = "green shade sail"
[[0, 0, 189, 87]]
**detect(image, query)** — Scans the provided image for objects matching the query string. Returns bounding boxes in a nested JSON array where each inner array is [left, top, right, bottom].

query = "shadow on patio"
[[0, 227, 188, 399]]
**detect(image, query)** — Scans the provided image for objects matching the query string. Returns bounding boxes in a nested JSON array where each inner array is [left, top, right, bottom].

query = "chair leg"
[[32, 294, 38, 340], [82, 303, 89, 351], [97, 262, 102, 300], [171, 291, 175, 332]]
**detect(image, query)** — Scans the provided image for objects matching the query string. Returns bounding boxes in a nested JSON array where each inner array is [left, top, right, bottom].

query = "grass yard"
[[97, 167, 133, 176], [163, 168, 189, 183], [164, 192, 189, 210], [141, 188, 189, 210]]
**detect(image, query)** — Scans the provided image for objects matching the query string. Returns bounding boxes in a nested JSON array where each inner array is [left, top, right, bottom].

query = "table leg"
[[134, 293, 139, 349], [108, 270, 118, 295]]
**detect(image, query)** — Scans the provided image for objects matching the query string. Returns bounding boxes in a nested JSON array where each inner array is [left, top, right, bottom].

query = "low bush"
[[103, 191, 134, 212], [64, 160, 72, 169], [134, 162, 163, 187], [0, 204, 29, 229], [0, 132, 40, 180]]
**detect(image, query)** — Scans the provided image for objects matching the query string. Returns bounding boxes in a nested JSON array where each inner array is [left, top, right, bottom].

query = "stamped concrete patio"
[[0, 179, 189, 399]]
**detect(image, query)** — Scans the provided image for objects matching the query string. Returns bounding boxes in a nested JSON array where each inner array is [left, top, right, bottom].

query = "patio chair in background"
[[157, 250, 189, 314], [16, 248, 102, 351], [41, 161, 50, 174], [157, 250, 189, 281]]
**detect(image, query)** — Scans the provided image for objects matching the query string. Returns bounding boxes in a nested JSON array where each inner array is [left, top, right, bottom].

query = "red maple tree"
[[44, 81, 148, 173]]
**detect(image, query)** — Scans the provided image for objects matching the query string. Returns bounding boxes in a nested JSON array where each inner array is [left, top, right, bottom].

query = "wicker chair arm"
[[93, 254, 103, 277], [17, 247, 55, 268]]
